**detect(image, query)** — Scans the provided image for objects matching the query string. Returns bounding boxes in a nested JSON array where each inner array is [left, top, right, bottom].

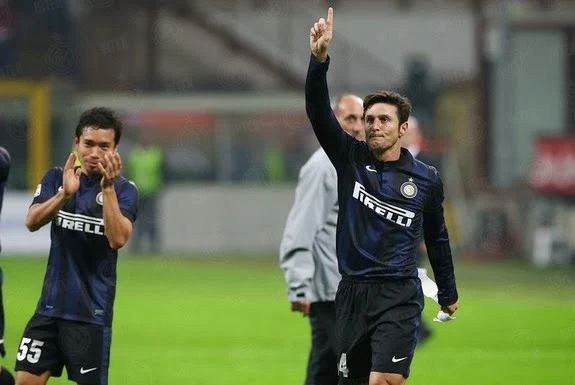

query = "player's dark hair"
[[75, 107, 123, 145], [363, 91, 412, 126]]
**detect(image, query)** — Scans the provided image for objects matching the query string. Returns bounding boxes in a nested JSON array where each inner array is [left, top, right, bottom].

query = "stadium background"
[[1, 0, 574, 384]]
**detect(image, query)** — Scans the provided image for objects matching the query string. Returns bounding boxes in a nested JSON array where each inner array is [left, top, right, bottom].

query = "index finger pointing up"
[[327, 7, 333, 27]]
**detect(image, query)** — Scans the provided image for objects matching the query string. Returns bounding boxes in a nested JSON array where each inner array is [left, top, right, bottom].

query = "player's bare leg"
[[15, 370, 50, 385], [370, 371, 405, 385]]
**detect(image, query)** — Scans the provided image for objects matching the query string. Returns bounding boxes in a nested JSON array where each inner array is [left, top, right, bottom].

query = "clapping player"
[[15, 108, 138, 385]]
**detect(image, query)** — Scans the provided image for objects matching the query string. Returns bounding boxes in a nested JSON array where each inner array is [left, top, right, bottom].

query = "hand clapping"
[[62, 153, 82, 198], [98, 152, 122, 189]]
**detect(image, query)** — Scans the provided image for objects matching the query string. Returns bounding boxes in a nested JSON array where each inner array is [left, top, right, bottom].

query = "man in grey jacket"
[[280, 94, 364, 385]]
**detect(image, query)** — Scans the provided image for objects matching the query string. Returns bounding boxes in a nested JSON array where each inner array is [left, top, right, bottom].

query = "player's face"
[[336, 97, 365, 140], [75, 127, 117, 174], [364, 103, 406, 154]]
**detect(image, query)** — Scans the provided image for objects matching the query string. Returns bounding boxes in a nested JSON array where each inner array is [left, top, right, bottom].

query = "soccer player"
[[0, 147, 15, 385], [280, 94, 364, 385], [14, 107, 138, 385], [306, 8, 459, 385]]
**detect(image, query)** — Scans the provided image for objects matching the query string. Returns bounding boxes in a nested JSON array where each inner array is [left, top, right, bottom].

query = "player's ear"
[[398, 121, 408, 138], [74, 137, 79, 147]]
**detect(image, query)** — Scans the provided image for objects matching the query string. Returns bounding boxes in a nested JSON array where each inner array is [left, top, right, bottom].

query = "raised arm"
[[422, 174, 459, 315], [306, 7, 353, 169]]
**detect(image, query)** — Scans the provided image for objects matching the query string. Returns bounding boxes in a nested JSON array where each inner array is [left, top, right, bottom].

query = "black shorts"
[[306, 301, 338, 385], [335, 277, 423, 383], [15, 314, 112, 385]]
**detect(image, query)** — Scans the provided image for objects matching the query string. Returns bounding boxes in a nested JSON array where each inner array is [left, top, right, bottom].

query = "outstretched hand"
[[310, 7, 333, 62], [62, 153, 82, 198]]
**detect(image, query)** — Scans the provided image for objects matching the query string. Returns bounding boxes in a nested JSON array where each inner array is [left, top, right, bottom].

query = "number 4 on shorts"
[[16, 338, 45, 364], [338, 353, 349, 378]]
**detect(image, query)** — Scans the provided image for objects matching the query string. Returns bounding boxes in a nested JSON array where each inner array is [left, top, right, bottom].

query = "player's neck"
[[80, 166, 100, 179], [373, 143, 401, 162]]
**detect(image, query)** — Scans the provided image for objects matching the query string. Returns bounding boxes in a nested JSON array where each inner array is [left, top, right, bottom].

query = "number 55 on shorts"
[[17, 338, 45, 364]]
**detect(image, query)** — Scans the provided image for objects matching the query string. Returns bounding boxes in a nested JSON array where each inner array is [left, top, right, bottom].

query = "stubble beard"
[[368, 138, 397, 158]]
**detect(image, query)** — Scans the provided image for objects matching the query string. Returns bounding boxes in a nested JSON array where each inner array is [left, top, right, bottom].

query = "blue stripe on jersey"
[[100, 326, 112, 385], [66, 257, 81, 320], [43, 242, 61, 317]]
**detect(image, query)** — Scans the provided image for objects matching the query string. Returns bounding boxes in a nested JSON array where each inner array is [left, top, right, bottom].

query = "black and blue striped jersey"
[[0, 147, 10, 254], [0, 148, 10, 344], [31, 167, 138, 326], [305, 55, 457, 306]]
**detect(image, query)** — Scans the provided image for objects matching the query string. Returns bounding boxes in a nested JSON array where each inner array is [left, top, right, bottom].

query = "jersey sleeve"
[[305, 54, 356, 171], [31, 168, 62, 205], [422, 171, 459, 306], [118, 180, 139, 223]]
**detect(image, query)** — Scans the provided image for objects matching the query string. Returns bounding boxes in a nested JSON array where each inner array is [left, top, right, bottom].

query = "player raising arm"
[[306, 8, 459, 385]]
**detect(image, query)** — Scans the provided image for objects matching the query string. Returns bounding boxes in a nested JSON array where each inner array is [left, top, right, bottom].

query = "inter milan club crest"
[[96, 192, 103, 205], [400, 178, 418, 199]]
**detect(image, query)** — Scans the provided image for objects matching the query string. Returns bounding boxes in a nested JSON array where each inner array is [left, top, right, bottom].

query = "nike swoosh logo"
[[366, 165, 377, 172], [80, 367, 98, 374], [392, 356, 408, 363]]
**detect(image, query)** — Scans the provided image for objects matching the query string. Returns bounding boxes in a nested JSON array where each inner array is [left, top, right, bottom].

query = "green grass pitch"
[[1, 255, 574, 384]]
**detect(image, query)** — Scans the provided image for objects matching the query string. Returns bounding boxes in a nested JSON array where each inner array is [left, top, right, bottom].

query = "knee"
[[369, 372, 405, 385], [15, 378, 36, 385], [14, 372, 46, 385]]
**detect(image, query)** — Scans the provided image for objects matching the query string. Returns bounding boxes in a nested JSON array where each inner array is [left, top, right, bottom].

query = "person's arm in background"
[[280, 156, 332, 316]]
